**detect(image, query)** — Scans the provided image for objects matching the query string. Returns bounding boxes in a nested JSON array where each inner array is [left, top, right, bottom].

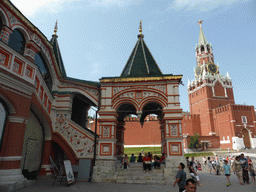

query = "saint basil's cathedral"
[[0, 0, 255, 191]]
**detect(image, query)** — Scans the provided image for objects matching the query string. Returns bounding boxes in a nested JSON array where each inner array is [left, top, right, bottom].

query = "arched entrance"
[[242, 128, 251, 148], [21, 111, 44, 179]]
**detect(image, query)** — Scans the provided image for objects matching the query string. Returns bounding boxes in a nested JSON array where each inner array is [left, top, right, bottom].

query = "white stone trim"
[[45, 137, 52, 140], [8, 116, 27, 123], [220, 140, 230, 144], [124, 145, 161, 148], [41, 164, 52, 170], [0, 156, 22, 161], [201, 140, 210, 143]]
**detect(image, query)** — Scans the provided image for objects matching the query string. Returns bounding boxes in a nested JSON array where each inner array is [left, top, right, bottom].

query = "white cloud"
[[10, 0, 77, 17], [168, 0, 250, 12], [10, 0, 141, 17]]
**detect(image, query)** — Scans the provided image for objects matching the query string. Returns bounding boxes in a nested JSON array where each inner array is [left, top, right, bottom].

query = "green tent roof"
[[50, 34, 67, 77], [120, 35, 163, 78]]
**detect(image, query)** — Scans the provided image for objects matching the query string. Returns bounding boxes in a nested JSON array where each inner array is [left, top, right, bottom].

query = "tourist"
[[184, 178, 197, 192], [220, 156, 222, 162], [130, 153, 136, 163], [122, 154, 129, 169], [173, 162, 186, 192], [240, 153, 249, 184], [143, 153, 151, 173], [197, 161, 202, 172], [186, 156, 190, 168], [233, 156, 243, 185], [212, 158, 216, 172], [137, 153, 143, 162], [203, 156, 207, 166], [248, 158, 255, 185], [216, 156, 221, 175], [160, 153, 166, 164], [223, 160, 231, 186], [189, 157, 202, 186], [208, 157, 213, 174], [153, 155, 160, 169]]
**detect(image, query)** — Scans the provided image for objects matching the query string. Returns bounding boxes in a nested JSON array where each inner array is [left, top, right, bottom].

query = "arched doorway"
[[242, 128, 251, 148], [0, 99, 8, 151], [21, 111, 44, 179]]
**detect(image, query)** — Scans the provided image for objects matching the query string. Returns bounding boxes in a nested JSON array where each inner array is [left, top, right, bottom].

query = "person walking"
[[223, 160, 231, 186], [233, 156, 243, 185], [240, 153, 249, 184], [208, 157, 213, 174], [173, 163, 187, 192], [189, 157, 202, 186], [248, 158, 256, 185]]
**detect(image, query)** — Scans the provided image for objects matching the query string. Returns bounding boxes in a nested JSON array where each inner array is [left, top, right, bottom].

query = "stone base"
[[164, 156, 191, 184], [0, 169, 35, 192], [91, 159, 118, 183]]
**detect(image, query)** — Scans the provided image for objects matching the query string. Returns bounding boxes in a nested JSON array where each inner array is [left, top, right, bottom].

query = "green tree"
[[189, 132, 202, 151]]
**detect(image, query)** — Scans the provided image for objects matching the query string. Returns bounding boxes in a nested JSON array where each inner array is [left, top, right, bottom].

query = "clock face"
[[207, 63, 217, 74], [195, 66, 202, 77]]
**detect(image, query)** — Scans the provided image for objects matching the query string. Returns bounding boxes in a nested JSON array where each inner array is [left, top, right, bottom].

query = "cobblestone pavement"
[[17, 171, 256, 192]]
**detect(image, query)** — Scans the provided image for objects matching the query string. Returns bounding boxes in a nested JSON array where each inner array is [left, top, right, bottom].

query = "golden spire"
[[139, 20, 143, 34], [54, 20, 58, 35]]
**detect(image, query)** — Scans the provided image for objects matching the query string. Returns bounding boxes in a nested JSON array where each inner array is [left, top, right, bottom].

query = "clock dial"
[[207, 63, 217, 74], [195, 66, 202, 77]]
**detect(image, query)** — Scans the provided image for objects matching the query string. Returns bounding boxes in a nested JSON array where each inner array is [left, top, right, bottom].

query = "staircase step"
[[117, 172, 163, 176], [117, 175, 164, 181], [116, 180, 165, 184]]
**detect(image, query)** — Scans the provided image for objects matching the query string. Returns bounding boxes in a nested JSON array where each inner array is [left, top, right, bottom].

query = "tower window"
[[207, 45, 210, 52], [201, 46, 204, 52]]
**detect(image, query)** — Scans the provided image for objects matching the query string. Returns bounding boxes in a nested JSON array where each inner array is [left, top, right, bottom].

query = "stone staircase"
[[116, 162, 165, 184]]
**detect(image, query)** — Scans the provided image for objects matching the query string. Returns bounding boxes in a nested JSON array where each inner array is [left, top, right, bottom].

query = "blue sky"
[[11, 0, 256, 113]]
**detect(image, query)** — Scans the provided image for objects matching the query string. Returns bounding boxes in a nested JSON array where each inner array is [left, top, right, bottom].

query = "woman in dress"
[[232, 156, 243, 185]]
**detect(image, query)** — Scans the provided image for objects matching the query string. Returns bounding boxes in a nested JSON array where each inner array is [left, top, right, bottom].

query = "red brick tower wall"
[[182, 114, 201, 136], [213, 105, 234, 149], [189, 80, 235, 136]]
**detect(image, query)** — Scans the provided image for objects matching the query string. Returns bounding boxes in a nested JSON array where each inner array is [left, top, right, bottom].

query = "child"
[[197, 161, 202, 172], [248, 159, 255, 185], [223, 160, 231, 186]]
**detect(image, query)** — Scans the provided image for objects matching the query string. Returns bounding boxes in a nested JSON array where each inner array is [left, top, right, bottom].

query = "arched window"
[[34, 52, 53, 91], [201, 46, 204, 52], [8, 29, 26, 54], [207, 45, 210, 52], [0, 99, 8, 151]]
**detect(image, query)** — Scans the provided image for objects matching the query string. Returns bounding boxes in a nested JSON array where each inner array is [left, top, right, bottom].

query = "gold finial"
[[54, 20, 58, 35], [139, 20, 143, 34], [198, 20, 203, 28]]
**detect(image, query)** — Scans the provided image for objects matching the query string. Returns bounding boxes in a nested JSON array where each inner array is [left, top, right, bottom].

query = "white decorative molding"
[[54, 114, 95, 158], [220, 140, 230, 144], [8, 116, 27, 124], [0, 156, 22, 161]]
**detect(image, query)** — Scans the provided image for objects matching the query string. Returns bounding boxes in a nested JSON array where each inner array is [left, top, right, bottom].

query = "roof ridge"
[[141, 39, 150, 74]]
